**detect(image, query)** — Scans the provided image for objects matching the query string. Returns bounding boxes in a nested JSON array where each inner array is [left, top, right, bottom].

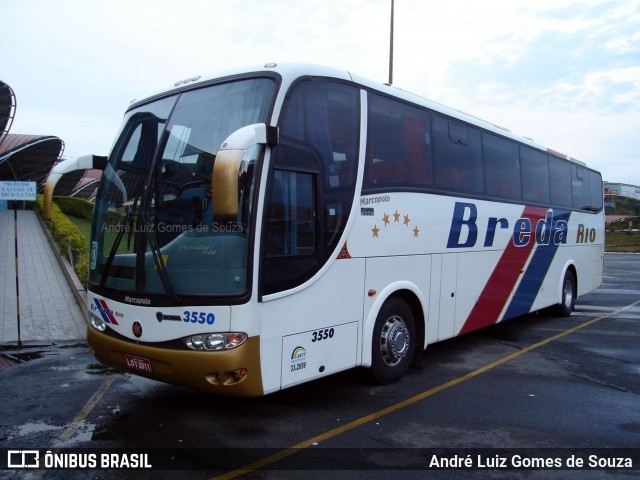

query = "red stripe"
[[459, 206, 546, 335], [98, 299, 119, 325]]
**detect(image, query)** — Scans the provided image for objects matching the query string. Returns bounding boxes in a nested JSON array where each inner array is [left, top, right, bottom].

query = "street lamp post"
[[389, 0, 394, 85]]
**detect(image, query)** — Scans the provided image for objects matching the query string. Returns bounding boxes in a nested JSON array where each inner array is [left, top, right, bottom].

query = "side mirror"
[[211, 124, 276, 219], [219, 124, 278, 151]]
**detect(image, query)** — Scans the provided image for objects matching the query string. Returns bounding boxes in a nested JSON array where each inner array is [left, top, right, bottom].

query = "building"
[[0, 79, 65, 209]]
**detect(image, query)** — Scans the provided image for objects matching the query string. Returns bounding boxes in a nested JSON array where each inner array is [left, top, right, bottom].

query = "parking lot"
[[1, 253, 639, 479]]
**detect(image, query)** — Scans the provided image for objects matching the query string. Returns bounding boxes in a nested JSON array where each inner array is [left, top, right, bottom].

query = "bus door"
[[433, 253, 457, 341], [259, 147, 362, 389], [259, 79, 362, 390]]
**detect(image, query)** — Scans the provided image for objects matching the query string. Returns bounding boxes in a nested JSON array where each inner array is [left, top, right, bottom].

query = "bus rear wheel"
[[555, 269, 576, 317], [370, 297, 416, 384]]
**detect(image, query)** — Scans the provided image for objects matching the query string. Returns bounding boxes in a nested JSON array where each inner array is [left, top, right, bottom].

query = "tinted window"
[[279, 80, 359, 251], [263, 169, 317, 294], [280, 81, 359, 189], [90, 78, 277, 298], [571, 165, 591, 210], [589, 170, 603, 211], [548, 156, 572, 209], [433, 116, 483, 193], [520, 146, 550, 204], [364, 93, 433, 189], [264, 80, 359, 295], [483, 133, 521, 200], [266, 169, 316, 257]]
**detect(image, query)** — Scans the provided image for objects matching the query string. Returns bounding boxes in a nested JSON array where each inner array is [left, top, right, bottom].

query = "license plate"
[[125, 354, 153, 373]]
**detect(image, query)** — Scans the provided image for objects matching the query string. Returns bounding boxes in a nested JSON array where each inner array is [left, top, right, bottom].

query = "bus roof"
[[129, 62, 588, 168]]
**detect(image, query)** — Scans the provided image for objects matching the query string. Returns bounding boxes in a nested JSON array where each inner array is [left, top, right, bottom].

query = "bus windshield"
[[89, 77, 276, 299]]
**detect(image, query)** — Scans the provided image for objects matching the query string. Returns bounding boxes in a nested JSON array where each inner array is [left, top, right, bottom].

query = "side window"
[[433, 116, 483, 194], [263, 80, 359, 295], [483, 133, 521, 200], [520, 146, 550, 205], [548, 156, 573, 209], [280, 81, 358, 252], [280, 81, 359, 189], [364, 93, 432, 189], [571, 165, 591, 210], [120, 124, 143, 164], [589, 170, 603, 211], [263, 168, 317, 294], [266, 170, 316, 256]]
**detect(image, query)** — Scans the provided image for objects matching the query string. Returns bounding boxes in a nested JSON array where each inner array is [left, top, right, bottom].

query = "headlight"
[[183, 332, 248, 351], [89, 313, 107, 332]]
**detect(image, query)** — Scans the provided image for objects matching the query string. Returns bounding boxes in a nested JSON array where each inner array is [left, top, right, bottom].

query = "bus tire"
[[555, 269, 576, 317], [370, 297, 416, 384]]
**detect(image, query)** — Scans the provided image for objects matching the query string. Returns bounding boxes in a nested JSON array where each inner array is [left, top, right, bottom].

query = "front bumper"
[[88, 327, 264, 397]]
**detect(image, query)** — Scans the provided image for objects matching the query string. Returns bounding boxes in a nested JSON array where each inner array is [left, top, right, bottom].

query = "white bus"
[[87, 63, 604, 396]]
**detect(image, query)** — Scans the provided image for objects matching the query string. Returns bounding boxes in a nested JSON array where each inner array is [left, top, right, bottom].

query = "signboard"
[[620, 184, 640, 201], [604, 183, 640, 201], [0, 181, 37, 201]]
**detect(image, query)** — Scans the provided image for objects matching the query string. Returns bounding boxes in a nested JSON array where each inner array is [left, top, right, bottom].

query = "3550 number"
[[311, 328, 335, 342], [183, 311, 215, 325]]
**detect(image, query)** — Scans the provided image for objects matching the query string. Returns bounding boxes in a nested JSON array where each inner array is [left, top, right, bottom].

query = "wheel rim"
[[563, 276, 574, 308], [380, 315, 410, 366]]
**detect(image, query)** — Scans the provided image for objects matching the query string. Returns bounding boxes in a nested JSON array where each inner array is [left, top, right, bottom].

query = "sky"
[[1, 0, 639, 183]]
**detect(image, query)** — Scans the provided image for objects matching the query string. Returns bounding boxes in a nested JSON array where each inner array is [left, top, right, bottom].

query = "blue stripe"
[[94, 298, 112, 324], [503, 210, 571, 320]]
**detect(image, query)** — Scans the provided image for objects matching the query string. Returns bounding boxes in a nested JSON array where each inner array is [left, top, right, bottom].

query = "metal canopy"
[[0, 80, 16, 149], [0, 134, 65, 189]]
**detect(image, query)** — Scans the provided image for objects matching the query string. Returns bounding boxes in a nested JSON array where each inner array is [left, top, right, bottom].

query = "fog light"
[[183, 332, 248, 351], [89, 313, 107, 332]]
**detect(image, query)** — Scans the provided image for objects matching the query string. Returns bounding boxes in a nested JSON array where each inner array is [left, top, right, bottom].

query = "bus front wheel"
[[555, 269, 576, 317], [370, 297, 416, 384]]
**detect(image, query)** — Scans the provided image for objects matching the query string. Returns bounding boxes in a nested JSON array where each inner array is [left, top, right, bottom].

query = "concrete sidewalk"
[[0, 209, 86, 345]]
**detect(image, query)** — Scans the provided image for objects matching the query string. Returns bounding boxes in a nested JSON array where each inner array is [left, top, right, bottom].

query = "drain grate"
[[0, 354, 17, 370], [0, 346, 51, 370]]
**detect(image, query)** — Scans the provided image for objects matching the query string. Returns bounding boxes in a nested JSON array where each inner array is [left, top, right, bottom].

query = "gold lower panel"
[[87, 328, 264, 397]]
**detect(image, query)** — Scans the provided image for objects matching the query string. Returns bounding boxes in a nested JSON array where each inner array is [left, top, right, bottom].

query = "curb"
[[36, 212, 89, 322]]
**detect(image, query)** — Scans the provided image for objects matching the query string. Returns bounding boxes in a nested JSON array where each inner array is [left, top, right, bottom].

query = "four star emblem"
[[371, 210, 420, 239]]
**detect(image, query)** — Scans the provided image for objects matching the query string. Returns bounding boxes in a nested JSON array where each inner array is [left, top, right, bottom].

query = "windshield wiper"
[[100, 204, 137, 288], [140, 211, 178, 301]]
